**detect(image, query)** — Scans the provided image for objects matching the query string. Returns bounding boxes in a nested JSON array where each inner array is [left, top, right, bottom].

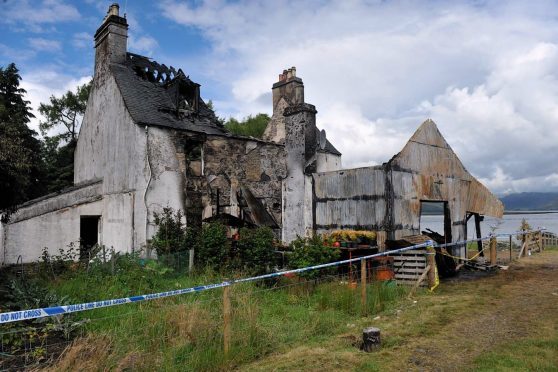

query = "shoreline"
[[422, 210, 558, 216]]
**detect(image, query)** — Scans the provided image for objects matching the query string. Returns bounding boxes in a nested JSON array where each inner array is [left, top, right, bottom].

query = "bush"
[[288, 235, 340, 279], [195, 222, 230, 271], [236, 227, 276, 275], [150, 208, 188, 255]]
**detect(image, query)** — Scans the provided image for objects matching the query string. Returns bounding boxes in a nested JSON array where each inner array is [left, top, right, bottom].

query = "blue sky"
[[2, 0, 558, 194]]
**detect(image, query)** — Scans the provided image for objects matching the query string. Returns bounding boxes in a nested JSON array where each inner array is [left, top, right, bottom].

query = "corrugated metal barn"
[[312, 119, 504, 257]]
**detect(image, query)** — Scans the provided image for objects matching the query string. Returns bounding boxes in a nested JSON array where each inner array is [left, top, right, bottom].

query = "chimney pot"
[[109, 3, 120, 16]]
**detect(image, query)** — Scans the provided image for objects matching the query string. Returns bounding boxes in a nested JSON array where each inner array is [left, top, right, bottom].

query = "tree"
[[224, 113, 270, 138], [0, 63, 45, 220], [38, 81, 91, 192], [38, 81, 91, 144]]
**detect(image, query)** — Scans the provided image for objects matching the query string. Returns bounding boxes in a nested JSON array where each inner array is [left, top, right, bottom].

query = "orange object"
[[348, 281, 358, 289], [375, 267, 395, 281], [333, 241, 341, 247]]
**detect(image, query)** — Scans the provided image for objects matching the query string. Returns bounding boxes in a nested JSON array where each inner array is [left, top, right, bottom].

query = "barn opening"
[[80, 216, 100, 259], [419, 201, 452, 244]]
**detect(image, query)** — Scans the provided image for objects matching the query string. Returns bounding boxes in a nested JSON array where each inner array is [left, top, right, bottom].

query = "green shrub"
[[150, 208, 187, 255], [237, 227, 276, 275], [195, 222, 230, 271], [288, 235, 340, 279]]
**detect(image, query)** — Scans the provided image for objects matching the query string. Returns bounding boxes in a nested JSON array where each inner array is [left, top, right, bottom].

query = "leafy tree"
[[224, 113, 270, 138], [41, 137, 77, 193], [0, 63, 45, 220], [150, 207, 188, 256], [288, 235, 340, 279], [195, 222, 230, 271], [236, 227, 276, 275], [38, 81, 91, 192], [38, 81, 91, 143]]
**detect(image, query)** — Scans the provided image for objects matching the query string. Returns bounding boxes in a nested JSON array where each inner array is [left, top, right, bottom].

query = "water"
[[420, 212, 558, 240]]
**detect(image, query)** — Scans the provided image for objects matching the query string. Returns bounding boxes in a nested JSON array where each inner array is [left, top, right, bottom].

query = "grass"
[[39, 264, 409, 371], [473, 338, 558, 371], [242, 249, 558, 371], [5, 248, 557, 371]]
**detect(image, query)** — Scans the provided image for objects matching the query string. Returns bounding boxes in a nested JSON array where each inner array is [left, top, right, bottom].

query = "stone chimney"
[[272, 67, 304, 113], [94, 3, 128, 78], [263, 67, 305, 143]]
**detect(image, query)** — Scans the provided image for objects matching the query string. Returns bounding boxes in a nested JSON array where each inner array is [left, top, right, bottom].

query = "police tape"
[[0, 241, 433, 324]]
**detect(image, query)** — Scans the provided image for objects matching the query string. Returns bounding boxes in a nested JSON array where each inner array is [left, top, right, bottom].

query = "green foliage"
[[36, 81, 91, 194], [0, 278, 80, 358], [195, 222, 230, 270], [224, 113, 270, 138], [236, 227, 276, 275], [0, 63, 45, 219], [41, 137, 76, 193], [38, 81, 91, 143], [288, 235, 340, 278], [150, 208, 188, 255]]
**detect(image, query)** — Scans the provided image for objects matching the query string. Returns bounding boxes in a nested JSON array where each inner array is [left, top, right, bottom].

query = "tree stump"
[[362, 327, 381, 352]]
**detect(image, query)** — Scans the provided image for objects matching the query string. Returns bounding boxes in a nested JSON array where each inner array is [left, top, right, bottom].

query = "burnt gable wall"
[[170, 132, 287, 228]]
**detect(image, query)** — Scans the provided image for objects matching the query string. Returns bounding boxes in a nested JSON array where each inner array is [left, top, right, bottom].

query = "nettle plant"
[[288, 235, 340, 279]]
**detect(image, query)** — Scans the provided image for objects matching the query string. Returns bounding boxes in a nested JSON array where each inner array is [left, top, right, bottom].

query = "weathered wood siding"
[[312, 120, 504, 253], [314, 167, 387, 234]]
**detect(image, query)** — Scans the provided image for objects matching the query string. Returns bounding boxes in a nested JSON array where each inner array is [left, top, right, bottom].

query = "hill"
[[500, 192, 558, 211]]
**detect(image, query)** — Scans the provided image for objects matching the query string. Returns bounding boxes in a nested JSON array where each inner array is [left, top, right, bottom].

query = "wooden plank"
[[407, 264, 431, 298], [390, 256, 426, 261], [394, 267, 428, 273], [394, 262, 424, 268], [395, 273, 424, 280]]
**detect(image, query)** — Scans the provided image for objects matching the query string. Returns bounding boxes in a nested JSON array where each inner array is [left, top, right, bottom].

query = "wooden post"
[[489, 237, 497, 265], [188, 249, 194, 273], [474, 214, 483, 256], [509, 235, 512, 263], [539, 231, 543, 252], [223, 286, 231, 356], [361, 258, 367, 316], [426, 247, 436, 289], [524, 234, 531, 257]]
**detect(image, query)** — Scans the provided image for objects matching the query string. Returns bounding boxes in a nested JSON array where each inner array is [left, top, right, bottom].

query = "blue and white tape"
[[0, 241, 434, 324]]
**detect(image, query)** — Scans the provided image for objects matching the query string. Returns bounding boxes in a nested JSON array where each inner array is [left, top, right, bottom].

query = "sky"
[[1, 0, 558, 195]]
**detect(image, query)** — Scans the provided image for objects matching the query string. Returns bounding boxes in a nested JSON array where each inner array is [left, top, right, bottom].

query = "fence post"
[[361, 257, 367, 316], [489, 236, 497, 265], [426, 245, 436, 289], [188, 249, 194, 273], [509, 235, 512, 263], [539, 231, 544, 252], [223, 285, 231, 356]]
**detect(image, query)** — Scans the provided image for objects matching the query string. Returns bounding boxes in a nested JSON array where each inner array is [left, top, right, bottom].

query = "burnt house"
[[0, 4, 502, 265]]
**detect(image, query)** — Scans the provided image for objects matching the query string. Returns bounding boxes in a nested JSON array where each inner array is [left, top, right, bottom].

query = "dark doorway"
[[419, 201, 452, 244], [80, 216, 100, 260]]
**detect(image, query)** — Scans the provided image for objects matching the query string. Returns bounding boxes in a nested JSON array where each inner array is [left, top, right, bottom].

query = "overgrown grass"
[[473, 337, 558, 371], [44, 264, 408, 371]]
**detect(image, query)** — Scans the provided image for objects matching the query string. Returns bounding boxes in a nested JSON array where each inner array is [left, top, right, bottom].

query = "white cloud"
[[159, 0, 558, 193], [0, 0, 80, 31], [28, 37, 62, 52], [128, 35, 159, 56]]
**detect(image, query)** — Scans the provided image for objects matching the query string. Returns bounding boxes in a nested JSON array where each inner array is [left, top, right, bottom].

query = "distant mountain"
[[500, 192, 558, 211]]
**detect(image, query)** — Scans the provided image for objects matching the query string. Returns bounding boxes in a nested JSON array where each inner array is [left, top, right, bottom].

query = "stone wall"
[[170, 132, 287, 228]]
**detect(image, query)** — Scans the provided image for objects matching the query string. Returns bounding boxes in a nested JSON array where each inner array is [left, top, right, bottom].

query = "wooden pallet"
[[390, 249, 428, 286]]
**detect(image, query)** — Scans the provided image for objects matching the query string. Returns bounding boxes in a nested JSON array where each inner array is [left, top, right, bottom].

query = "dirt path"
[[241, 250, 558, 371]]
